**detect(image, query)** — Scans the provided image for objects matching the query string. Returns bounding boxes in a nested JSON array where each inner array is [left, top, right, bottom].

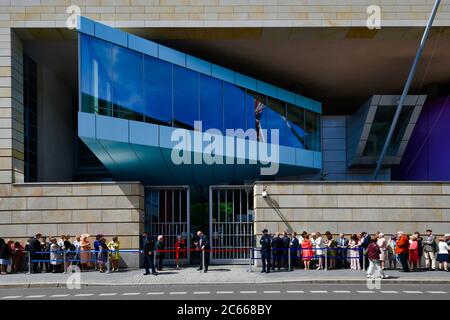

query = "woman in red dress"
[[408, 235, 419, 271], [175, 235, 186, 269], [301, 234, 314, 270]]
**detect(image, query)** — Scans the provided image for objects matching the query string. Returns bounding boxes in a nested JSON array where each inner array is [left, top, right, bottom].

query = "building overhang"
[[78, 112, 321, 187]]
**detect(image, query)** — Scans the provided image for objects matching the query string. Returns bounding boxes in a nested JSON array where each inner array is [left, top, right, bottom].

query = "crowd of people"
[[259, 229, 450, 277], [0, 228, 449, 278], [0, 233, 122, 275]]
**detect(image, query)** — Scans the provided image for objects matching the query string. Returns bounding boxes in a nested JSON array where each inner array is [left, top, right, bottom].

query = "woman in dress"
[[349, 234, 361, 270], [50, 238, 63, 273], [11, 241, 24, 273], [107, 236, 120, 272], [79, 234, 92, 271], [97, 238, 108, 273], [324, 232, 337, 270], [315, 232, 325, 270], [408, 235, 419, 271], [377, 233, 387, 270], [175, 235, 186, 269], [0, 238, 10, 275], [301, 234, 313, 270]]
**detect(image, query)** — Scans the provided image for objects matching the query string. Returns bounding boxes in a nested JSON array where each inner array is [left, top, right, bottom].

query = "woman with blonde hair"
[[107, 236, 120, 272], [349, 234, 361, 270], [377, 233, 387, 270], [79, 234, 92, 271], [409, 234, 419, 271]]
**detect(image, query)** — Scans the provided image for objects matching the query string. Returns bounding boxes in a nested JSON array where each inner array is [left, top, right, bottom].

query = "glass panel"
[[173, 65, 199, 130], [305, 110, 320, 151], [80, 35, 113, 116], [223, 83, 246, 132], [390, 105, 414, 155], [363, 106, 395, 156], [144, 55, 173, 126], [112, 45, 144, 121], [286, 103, 305, 149], [199, 74, 223, 131], [245, 90, 267, 141], [266, 97, 286, 145]]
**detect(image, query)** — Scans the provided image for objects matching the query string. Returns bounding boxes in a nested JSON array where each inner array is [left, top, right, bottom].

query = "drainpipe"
[[373, 0, 441, 180]]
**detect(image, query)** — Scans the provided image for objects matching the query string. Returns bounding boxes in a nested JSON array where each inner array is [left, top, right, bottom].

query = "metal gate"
[[209, 185, 255, 264], [145, 186, 190, 263]]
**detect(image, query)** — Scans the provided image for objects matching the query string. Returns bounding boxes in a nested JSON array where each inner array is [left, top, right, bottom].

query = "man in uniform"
[[142, 231, 157, 275], [260, 229, 272, 273]]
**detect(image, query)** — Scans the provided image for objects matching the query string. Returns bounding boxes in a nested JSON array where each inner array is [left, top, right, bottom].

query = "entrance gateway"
[[144, 185, 255, 264]]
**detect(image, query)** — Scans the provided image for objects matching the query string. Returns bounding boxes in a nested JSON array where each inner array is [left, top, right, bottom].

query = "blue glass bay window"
[[79, 33, 321, 151]]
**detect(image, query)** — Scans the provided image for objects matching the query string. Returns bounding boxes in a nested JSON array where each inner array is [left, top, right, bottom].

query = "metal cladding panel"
[[77, 16, 95, 36], [129, 120, 159, 147], [211, 64, 234, 83], [186, 55, 212, 76], [78, 111, 96, 138], [235, 73, 257, 91], [95, 114, 129, 143], [256, 80, 277, 97], [94, 21, 127, 47], [158, 44, 186, 67], [295, 148, 314, 168], [277, 88, 296, 105], [130, 144, 174, 184], [128, 34, 157, 57]]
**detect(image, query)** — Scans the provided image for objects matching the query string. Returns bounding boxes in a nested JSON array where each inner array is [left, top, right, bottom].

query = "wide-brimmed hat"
[[262, 229, 268, 233]]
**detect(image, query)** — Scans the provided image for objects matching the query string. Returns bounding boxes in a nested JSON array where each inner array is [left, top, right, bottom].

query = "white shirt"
[[438, 242, 450, 254]]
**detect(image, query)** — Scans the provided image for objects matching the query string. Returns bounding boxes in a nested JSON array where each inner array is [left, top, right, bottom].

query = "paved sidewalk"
[[1, 266, 449, 288]]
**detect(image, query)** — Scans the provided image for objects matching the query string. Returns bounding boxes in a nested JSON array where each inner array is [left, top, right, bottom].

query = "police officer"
[[260, 229, 272, 273], [142, 231, 157, 276]]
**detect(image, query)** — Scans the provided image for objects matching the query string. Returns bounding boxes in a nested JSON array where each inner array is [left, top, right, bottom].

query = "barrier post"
[[63, 251, 67, 274], [247, 248, 253, 272], [288, 247, 291, 271], [201, 249, 205, 272], [136, 250, 140, 271], [325, 247, 328, 271], [362, 248, 366, 271], [27, 251, 31, 274], [153, 250, 157, 271], [106, 250, 111, 273]]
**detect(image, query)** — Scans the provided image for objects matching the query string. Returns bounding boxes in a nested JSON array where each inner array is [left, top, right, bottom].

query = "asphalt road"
[[0, 283, 448, 300]]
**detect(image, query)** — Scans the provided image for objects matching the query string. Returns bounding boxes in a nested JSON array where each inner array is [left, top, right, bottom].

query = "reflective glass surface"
[[79, 34, 321, 151], [200, 74, 223, 131], [173, 65, 199, 130]]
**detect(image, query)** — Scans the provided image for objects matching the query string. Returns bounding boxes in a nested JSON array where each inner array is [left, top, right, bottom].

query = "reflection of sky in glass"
[[112, 45, 144, 114], [80, 34, 321, 151]]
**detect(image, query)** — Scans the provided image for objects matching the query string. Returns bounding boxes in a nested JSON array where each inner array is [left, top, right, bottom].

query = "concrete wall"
[[0, 181, 144, 267], [37, 66, 74, 182], [254, 181, 450, 238]]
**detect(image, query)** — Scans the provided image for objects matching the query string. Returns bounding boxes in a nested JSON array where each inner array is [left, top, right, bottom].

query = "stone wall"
[[0, 181, 144, 251], [254, 182, 450, 238]]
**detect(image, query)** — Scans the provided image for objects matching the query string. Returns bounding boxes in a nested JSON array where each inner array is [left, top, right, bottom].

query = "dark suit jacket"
[[199, 235, 210, 250]]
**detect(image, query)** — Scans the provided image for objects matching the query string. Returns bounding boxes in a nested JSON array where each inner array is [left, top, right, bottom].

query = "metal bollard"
[[107, 250, 111, 273], [63, 251, 67, 274], [325, 248, 328, 271], [288, 248, 291, 271], [362, 249, 366, 271], [201, 249, 205, 272], [27, 251, 31, 275], [247, 248, 253, 272]]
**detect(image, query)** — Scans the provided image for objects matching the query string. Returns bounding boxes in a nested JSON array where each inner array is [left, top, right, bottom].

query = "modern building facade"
[[0, 1, 449, 266]]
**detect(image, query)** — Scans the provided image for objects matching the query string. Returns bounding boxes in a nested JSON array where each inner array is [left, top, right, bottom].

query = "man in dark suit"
[[196, 231, 210, 272], [290, 232, 300, 270], [142, 232, 157, 276], [260, 229, 272, 273], [29, 233, 43, 273], [360, 232, 371, 270], [282, 231, 291, 270], [271, 232, 283, 271], [336, 233, 349, 269]]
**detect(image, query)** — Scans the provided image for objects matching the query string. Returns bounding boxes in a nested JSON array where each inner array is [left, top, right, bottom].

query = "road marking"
[[427, 291, 447, 294], [263, 290, 280, 294], [25, 295, 46, 298], [216, 291, 234, 294], [240, 291, 257, 294], [122, 292, 141, 296], [310, 290, 328, 293], [286, 291, 304, 294], [99, 293, 117, 296], [193, 291, 211, 295], [50, 294, 70, 298], [357, 291, 375, 294], [333, 290, 351, 293], [403, 291, 422, 294], [169, 292, 187, 295], [380, 291, 398, 294], [74, 293, 94, 297], [2, 296, 22, 299], [147, 292, 164, 295]]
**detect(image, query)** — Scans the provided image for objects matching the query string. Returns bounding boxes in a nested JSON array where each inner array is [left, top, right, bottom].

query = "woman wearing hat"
[[376, 233, 387, 270], [80, 234, 92, 271]]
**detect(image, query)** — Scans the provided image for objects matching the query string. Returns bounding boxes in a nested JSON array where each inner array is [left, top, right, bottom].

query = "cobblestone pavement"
[[1, 265, 449, 287]]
